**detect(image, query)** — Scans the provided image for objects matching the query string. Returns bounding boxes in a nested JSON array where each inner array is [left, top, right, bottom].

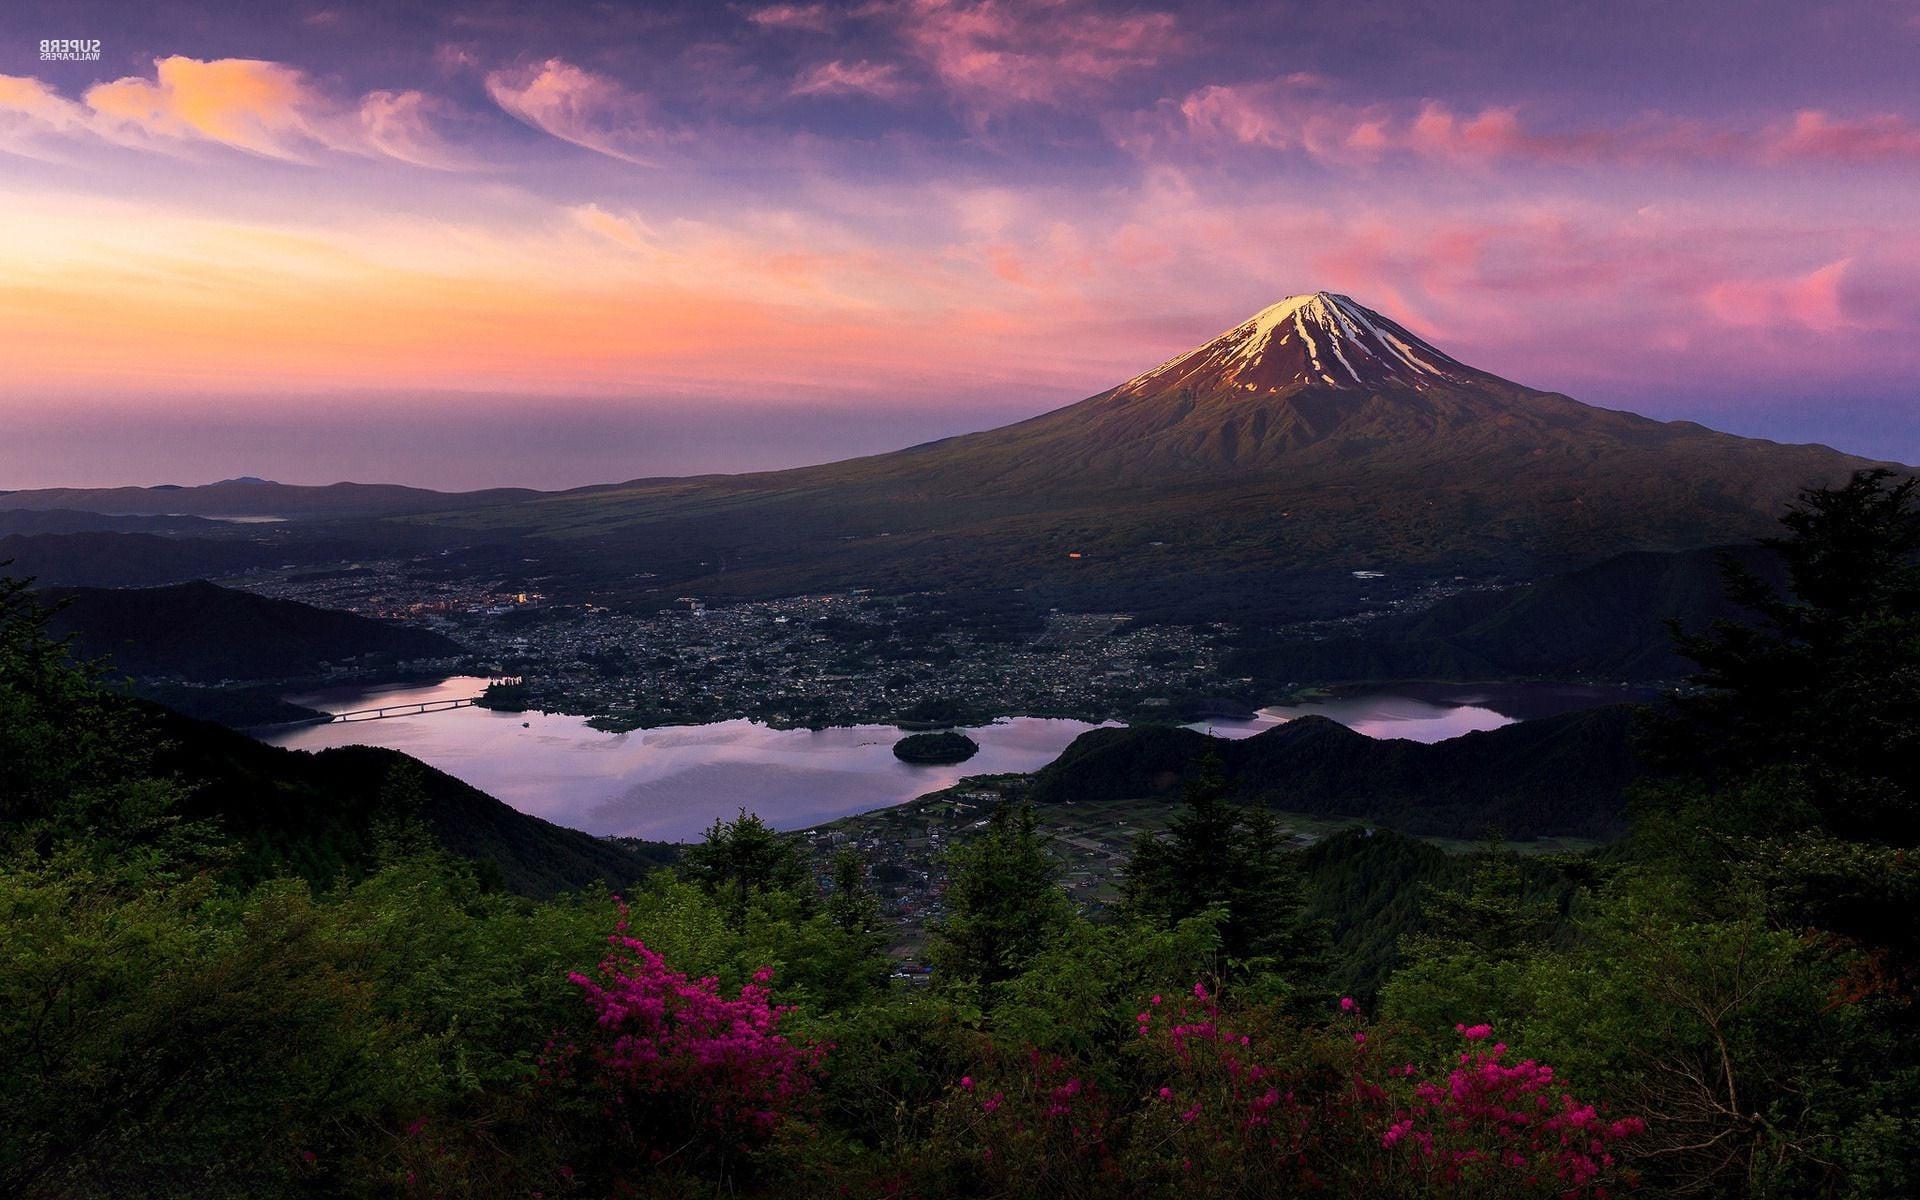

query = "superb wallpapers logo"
[[40, 39, 102, 62]]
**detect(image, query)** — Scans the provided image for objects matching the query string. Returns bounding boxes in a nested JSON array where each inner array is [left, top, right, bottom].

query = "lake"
[[260, 677, 1648, 841]]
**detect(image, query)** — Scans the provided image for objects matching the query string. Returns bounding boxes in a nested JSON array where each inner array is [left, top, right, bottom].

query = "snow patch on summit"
[[1119, 291, 1471, 397]]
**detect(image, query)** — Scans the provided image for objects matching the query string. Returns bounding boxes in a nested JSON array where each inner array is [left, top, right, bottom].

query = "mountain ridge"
[[1029, 705, 1642, 840], [8, 292, 1906, 621], [412, 291, 1893, 619]]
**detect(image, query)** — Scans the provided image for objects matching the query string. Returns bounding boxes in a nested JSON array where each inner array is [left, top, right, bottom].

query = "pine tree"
[[1124, 752, 1331, 990], [680, 809, 811, 929], [1653, 469, 1920, 1004], [930, 802, 1073, 987]]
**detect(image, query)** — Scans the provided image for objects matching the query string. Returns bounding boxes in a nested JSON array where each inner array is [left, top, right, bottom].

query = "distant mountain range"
[[0, 509, 225, 535], [44, 581, 463, 683], [0, 479, 542, 519], [1030, 705, 1642, 840]]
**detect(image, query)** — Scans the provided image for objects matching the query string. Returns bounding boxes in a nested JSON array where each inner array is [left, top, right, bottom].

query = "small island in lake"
[[892, 730, 979, 765]]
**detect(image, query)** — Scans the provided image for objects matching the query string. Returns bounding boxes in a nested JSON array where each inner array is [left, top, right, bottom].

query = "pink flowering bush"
[[936, 985, 1643, 1200], [1379, 1023, 1645, 1198], [939, 1044, 1124, 1195], [539, 903, 823, 1183], [1118, 982, 1378, 1193]]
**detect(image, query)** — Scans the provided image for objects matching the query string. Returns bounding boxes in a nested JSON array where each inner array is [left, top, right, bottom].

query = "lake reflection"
[[1194, 681, 1652, 743], [262, 677, 1648, 841], [263, 678, 1112, 841]]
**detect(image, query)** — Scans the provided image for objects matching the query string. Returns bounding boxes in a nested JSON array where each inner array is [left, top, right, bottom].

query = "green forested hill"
[[1031, 706, 1641, 839], [147, 705, 674, 897]]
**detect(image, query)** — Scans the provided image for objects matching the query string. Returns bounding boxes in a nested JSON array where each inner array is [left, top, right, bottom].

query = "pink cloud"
[[358, 90, 475, 169], [1705, 258, 1856, 332], [792, 59, 914, 100], [1166, 81, 1920, 171], [1175, 80, 1389, 160], [1764, 110, 1920, 164], [891, 0, 1181, 108], [485, 59, 665, 165], [746, 3, 835, 32], [568, 203, 663, 255]]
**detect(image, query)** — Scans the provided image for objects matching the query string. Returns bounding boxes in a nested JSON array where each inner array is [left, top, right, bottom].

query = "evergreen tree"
[[929, 802, 1073, 988], [1124, 753, 1330, 989], [0, 574, 200, 870], [1405, 836, 1558, 964], [1652, 469, 1920, 1005], [681, 809, 811, 929]]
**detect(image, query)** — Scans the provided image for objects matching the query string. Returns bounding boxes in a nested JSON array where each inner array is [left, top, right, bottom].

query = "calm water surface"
[[262, 677, 1645, 841], [1195, 681, 1651, 742]]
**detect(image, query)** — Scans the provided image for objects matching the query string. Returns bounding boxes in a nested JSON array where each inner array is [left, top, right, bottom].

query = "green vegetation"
[[892, 729, 980, 764], [1, 472, 1916, 1198]]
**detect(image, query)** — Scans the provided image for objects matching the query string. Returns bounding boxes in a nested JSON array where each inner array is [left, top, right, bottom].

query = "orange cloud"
[[85, 57, 320, 158], [0, 57, 467, 166]]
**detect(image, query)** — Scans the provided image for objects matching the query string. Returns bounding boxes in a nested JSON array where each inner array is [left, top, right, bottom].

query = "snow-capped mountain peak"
[[1118, 291, 1480, 397]]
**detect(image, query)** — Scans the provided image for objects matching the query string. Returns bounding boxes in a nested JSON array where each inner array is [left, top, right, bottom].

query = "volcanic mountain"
[[421, 290, 1892, 620]]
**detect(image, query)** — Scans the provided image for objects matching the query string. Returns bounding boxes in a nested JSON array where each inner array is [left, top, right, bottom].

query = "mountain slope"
[[433, 292, 1892, 620], [44, 581, 462, 683], [149, 706, 675, 897], [0, 531, 307, 587], [1029, 705, 1642, 839], [1236, 543, 1788, 684]]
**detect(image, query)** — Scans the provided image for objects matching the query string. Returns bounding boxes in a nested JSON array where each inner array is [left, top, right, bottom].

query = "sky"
[[3, 0, 1919, 490]]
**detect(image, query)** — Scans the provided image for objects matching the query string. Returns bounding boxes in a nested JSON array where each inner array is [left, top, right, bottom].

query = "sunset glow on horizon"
[[5, 0, 1920, 488]]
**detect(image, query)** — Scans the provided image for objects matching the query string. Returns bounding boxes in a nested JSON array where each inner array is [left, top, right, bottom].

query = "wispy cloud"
[[484, 58, 667, 165], [746, 3, 835, 33], [1161, 78, 1920, 170], [888, 0, 1180, 109], [792, 59, 914, 100]]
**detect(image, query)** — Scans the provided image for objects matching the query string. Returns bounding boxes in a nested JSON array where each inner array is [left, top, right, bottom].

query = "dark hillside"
[[45, 581, 462, 682], [1, 531, 321, 587], [1031, 706, 1641, 839], [148, 707, 674, 897], [1237, 543, 1787, 684]]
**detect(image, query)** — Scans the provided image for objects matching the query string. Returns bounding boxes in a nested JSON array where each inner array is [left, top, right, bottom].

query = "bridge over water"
[[328, 696, 481, 723]]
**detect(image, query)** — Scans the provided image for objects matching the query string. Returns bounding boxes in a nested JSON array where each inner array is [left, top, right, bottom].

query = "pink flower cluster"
[[1382, 1025, 1645, 1196], [556, 907, 822, 1152], [951, 989, 1644, 1197], [1131, 981, 1330, 1168]]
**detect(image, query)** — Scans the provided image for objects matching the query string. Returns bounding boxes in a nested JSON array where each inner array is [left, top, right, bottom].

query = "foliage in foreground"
[[2, 471, 1918, 1198]]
